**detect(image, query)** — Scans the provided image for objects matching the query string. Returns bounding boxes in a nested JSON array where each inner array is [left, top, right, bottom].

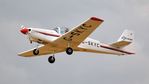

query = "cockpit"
[[52, 27, 69, 34]]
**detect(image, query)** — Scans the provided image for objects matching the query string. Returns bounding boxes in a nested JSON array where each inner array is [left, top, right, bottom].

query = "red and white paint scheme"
[[18, 17, 135, 63]]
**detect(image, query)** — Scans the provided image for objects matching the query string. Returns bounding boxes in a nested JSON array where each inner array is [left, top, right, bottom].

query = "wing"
[[18, 44, 64, 57], [53, 17, 104, 48]]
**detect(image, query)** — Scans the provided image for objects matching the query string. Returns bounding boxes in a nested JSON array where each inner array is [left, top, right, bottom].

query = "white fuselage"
[[26, 28, 133, 56], [28, 28, 60, 43]]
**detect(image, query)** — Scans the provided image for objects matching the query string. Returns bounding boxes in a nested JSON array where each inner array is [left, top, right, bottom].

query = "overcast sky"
[[0, 0, 149, 84]]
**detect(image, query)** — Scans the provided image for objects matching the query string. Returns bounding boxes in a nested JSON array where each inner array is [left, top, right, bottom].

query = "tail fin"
[[110, 30, 134, 48], [118, 29, 134, 43]]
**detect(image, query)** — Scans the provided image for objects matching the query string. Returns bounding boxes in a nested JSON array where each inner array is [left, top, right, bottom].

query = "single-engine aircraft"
[[18, 17, 135, 63]]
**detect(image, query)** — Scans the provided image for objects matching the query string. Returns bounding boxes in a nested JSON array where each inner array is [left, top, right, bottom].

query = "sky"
[[0, 0, 149, 84]]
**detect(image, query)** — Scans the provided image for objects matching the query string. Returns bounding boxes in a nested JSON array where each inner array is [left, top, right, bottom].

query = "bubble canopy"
[[52, 27, 69, 34]]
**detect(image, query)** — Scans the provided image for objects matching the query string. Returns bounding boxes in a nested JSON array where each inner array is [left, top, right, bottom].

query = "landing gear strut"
[[66, 47, 73, 55], [48, 55, 55, 63]]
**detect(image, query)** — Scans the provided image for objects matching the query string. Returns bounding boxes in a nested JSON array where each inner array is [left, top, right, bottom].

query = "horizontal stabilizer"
[[110, 40, 131, 48]]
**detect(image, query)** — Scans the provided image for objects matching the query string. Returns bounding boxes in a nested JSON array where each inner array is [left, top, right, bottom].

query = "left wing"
[[53, 17, 104, 48], [18, 44, 64, 57]]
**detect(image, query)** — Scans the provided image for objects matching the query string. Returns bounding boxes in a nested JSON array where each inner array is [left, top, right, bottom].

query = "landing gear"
[[48, 56, 55, 63], [66, 47, 73, 55], [33, 48, 39, 55], [30, 40, 32, 44]]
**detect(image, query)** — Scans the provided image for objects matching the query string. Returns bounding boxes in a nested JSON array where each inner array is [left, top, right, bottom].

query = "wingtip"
[[17, 53, 31, 57], [90, 17, 104, 22], [17, 53, 23, 56], [17, 53, 26, 57]]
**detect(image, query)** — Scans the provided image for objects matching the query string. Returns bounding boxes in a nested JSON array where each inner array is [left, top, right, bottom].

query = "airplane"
[[18, 17, 135, 64]]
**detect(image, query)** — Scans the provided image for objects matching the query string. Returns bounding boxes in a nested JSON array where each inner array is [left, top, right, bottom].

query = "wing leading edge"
[[18, 44, 64, 57]]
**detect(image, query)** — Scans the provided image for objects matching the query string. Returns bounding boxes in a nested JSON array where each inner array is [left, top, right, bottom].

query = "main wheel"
[[66, 47, 73, 55], [33, 49, 39, 55], [48, 56, 55, 63]]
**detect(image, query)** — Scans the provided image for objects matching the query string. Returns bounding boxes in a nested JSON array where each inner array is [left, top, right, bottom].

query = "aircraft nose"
[[20, 28, 29, 34]]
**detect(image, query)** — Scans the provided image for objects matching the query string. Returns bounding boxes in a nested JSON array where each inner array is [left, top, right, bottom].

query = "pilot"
[[65, 28, 69, 33]]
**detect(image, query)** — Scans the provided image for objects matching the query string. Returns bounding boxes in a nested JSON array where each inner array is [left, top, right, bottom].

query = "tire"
[[66, 47, 73, 55], [48, 56, 55, 63], [33, 49, 39, 55]]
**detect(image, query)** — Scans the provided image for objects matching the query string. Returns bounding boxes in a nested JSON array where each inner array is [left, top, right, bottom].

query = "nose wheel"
[[48, 56, 55, 63], [66, 47, 73, 55]]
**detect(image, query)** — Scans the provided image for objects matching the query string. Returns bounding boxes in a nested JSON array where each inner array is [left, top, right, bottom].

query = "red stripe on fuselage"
[[100, 45, 135, 55], [35, 31, 60, 37]]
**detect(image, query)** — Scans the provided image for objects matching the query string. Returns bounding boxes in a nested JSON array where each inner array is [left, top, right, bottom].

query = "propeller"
[[21, 25, 24, 28]]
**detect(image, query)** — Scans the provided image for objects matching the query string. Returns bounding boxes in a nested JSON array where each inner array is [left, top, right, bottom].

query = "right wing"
[[53, 17, 104, 48], [18, 44, 64, 57]]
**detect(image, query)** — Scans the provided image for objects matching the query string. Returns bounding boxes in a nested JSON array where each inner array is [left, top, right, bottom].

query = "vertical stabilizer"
[[118, 29, 134, 43], [110, 30, 134, 48]]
